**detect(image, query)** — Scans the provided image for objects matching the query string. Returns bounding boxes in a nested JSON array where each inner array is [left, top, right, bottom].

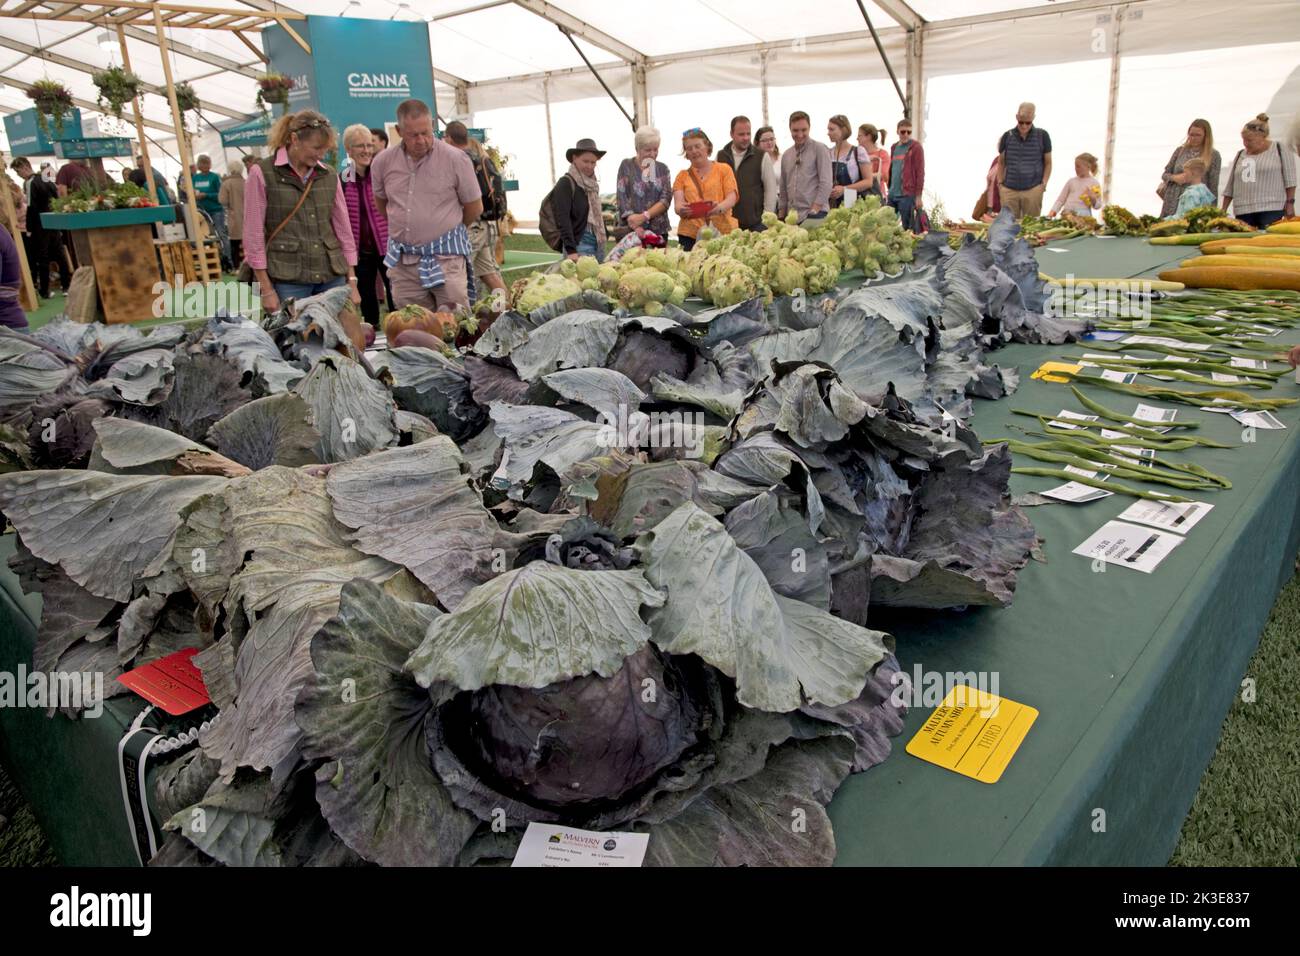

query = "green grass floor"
[[4, 563, 1298, 866]]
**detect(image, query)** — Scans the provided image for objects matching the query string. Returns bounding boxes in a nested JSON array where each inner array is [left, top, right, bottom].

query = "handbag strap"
[[687, 166, 707, 200], [265, 165, 317, 246]]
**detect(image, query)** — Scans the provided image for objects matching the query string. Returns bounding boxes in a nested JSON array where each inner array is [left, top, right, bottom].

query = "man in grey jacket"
[[778, 111, 831, 223]]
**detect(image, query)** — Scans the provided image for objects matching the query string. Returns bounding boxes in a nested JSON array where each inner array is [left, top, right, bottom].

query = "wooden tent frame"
[[1, 1, 310, 295]]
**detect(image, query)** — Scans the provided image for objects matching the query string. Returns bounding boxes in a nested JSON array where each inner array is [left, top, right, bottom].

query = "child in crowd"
[[1170, 158, 1215, 219], [1049, 153, 1102, 217]]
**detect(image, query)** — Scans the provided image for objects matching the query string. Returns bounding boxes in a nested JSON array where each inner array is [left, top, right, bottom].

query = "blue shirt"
[[1172, 183, 1216, 220]]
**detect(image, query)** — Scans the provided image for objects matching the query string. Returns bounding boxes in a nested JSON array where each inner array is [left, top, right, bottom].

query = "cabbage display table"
[[41, 207, 177, 325], [2, 237, 1297, 866]]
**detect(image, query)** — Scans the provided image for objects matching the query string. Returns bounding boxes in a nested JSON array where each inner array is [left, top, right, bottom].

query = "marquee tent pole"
[[116, 23, 157, 203], [1102, 5, 1129, 205], [152, 1, 211, 281]]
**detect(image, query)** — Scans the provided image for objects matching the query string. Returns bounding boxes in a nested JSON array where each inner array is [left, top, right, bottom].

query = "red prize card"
[[117, 648, 211, 716]]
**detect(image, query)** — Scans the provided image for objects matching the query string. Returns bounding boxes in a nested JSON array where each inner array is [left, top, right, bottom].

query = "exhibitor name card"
[[1072, 520, 1183, 573], [512, 823, 649, 868], [905, 685, 1038, 784], [1118, 498, 1212, 535]]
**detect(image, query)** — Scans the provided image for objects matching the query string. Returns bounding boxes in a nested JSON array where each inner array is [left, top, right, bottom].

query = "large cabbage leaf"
[[0, 470, 227, 602], [405, 560, 665, 692], [509, 311, 619, 381], [291, 353, 398, 462], [635, 502, 889, 712], [325, 438, 500, 609], [372, 346, 486, 442], [295, 579, 480, 866], [206, 392, 322, 470]]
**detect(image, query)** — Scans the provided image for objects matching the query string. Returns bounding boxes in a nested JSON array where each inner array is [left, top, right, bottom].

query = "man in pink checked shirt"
[[242, 109, 360, 314], [369, 98, 482, 311]]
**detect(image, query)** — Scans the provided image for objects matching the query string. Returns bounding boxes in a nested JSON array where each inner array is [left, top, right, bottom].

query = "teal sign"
[[3, 107, 84, 157], [264, 15, 436, 166], [54, 136, 134, 160], [219, 115, 271, 148], [437, 127, 485, 143]]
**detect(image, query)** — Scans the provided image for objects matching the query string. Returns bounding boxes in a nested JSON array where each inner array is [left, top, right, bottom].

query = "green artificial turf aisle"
[[0, 763, 56, 867], [1170, 561, 1300, 867]]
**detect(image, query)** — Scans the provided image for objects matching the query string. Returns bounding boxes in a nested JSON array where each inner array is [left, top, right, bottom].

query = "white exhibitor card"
[[1117, 499, 1212, 535], [1041, 481, 1111, 503], [1231, 409, 1286, 430], [1050, 409, 1098, 429], [1072, 520, 1183, 573], [512, 823, 649, 868], [1131, 403, 1177, 424]]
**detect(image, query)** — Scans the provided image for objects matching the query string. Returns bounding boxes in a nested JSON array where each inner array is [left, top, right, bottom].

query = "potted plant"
[[92, 66, 143, 120], [175, 81, 199, 114], [25, 79, 74, 137], [256, 73, 294, 113]]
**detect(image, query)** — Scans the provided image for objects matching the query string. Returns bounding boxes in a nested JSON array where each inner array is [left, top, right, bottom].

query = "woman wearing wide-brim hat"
[[551, 137, 609, 261]]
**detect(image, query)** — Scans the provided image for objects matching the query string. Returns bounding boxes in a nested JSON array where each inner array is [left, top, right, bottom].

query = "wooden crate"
[[156, 240, 197, 285], [192, 241, 222, 284]]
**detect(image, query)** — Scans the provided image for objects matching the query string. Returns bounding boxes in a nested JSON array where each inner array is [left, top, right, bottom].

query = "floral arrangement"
[[256, 73, 294, 113], [25, 79, 74, 137], [92, 66, 143, 120], [51, 180, 157, 213], [1081, 183, 1103, 210]]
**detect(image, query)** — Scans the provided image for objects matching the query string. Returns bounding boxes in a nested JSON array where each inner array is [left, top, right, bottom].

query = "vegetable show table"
[[2, 238, 1297, 866]]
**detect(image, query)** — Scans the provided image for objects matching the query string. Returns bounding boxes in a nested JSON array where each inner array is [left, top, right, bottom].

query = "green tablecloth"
[[1033, 233, 1194, 281], [3, 237, 1296, 866]]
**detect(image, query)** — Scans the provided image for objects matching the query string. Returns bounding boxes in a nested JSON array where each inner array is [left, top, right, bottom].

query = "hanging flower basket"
[[175, 82, 199, 114], [256, 73, 294, 113], [92, 66, 143, 120], [26, 79, 74, 137]]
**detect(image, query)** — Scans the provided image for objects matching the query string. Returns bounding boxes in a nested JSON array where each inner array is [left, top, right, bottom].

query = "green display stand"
[[41, 207, 176, 231]]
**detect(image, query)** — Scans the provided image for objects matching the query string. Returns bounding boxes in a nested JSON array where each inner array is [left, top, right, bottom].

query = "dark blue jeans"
[[1235, 209, 1285, 229], [273, 275, 347, 304], [889, 194, 917, 231]]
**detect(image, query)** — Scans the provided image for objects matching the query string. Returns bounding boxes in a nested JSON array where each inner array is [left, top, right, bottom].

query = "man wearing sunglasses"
[[996, 102, 1053, 220], [887, 119, 925, 232]]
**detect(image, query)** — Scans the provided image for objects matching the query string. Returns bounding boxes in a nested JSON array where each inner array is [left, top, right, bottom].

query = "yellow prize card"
[[1030, 361, 1083, 383], [905, 685, 1038, 784]]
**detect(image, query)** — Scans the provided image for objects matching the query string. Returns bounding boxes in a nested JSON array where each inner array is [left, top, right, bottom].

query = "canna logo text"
[[347, 72, 411, 98]]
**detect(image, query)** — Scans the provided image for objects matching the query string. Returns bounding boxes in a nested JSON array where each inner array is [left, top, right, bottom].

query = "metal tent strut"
[[855, 0, 909, 117], [557, 24, 635, 132]]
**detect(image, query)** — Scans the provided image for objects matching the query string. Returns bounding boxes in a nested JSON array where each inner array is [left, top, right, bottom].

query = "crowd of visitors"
[[4, 96, 1298, 333]]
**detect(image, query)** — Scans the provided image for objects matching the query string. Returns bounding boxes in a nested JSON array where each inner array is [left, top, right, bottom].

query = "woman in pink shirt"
[[856, 124, 890, 198], [243, 110, 359, 314]]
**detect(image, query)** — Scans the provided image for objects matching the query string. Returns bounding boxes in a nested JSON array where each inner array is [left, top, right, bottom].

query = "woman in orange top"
[[672, 128, 739, 250]]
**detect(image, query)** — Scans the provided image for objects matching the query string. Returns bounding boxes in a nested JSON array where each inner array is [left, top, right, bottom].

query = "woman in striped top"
[[1222, 113, 1297, 229]]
